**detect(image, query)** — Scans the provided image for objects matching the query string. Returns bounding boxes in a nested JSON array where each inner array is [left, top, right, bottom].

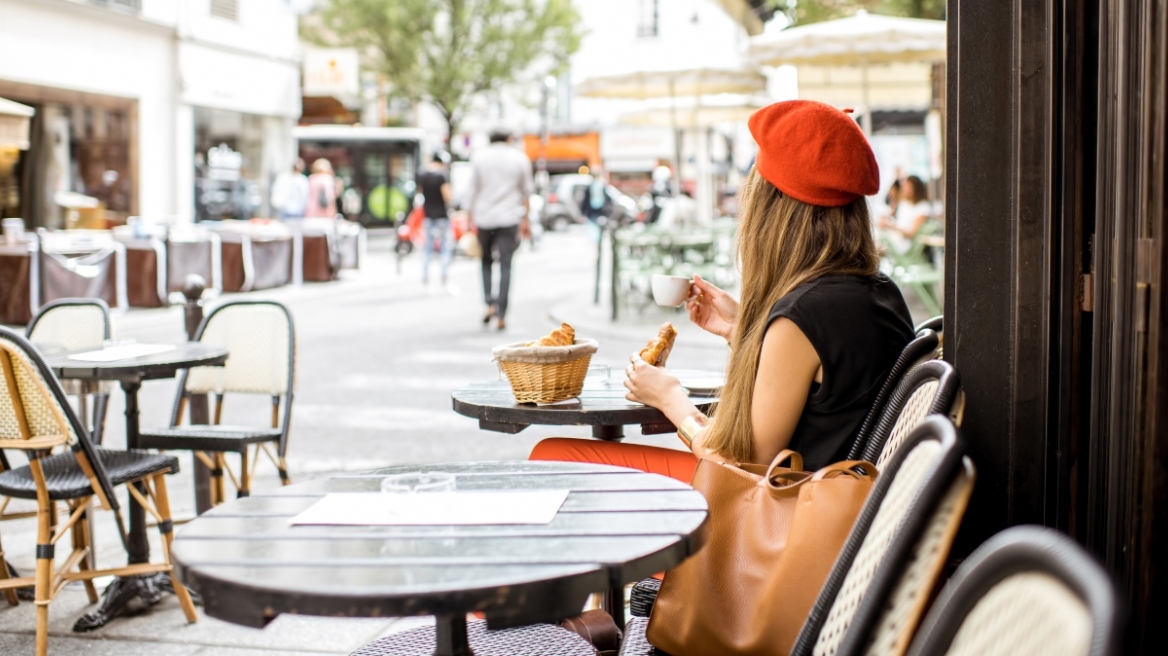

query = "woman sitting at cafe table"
[[531, 100, 915, 479]]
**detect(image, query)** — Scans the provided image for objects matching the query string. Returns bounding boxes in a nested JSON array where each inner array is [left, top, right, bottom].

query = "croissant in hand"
[[639, 323, 677, 366]]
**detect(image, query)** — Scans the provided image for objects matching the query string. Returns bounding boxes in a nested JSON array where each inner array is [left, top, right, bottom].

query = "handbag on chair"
[[647, 451, 876, 656]]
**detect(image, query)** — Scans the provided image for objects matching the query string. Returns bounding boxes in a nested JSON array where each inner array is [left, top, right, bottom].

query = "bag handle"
[[811, 460, 878, 482], [765, 449, 803, 478]]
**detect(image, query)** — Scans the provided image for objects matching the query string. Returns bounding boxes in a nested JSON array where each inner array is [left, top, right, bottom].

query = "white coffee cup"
[[652, 274, 693, 307]]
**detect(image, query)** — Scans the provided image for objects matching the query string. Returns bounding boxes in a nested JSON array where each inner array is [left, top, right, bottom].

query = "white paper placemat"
[[69, 344, 176, 362], [290, 490, 570, 526]]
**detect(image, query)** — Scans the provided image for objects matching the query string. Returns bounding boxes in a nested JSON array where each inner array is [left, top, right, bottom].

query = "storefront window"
[[0, 101, 132, 228], [194, 107, 267, 221]]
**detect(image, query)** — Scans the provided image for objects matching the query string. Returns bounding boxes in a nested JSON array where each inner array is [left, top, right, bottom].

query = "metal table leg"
[[74, 380, 172, 632], [434, 613, 473, 656], [592, 425, 624, 441]]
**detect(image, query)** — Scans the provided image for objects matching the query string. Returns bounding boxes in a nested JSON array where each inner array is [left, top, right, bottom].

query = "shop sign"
[[303, 48, 360, 97], [207, 144, 243, 181]]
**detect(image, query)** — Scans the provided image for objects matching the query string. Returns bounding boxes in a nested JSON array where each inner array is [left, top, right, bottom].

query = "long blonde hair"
[[703, 169, 880, 462]]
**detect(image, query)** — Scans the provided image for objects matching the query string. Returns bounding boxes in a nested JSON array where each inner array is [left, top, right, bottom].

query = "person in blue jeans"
[[416, 152, 454, 287]]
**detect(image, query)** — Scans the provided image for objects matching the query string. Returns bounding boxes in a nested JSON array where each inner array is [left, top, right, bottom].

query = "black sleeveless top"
[[765, 274, 914, 470]]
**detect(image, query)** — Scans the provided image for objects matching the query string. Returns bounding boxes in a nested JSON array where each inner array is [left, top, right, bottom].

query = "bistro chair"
[[25, 298, 113, 445], [0, 327, 196, 656], [905, 525, 1120, 656], [858, 360, 964, 470], [846, 329, 941, 461], [790, 416, 974, 656], [138, 300, 295, 503], [914, 315, 943, 336]]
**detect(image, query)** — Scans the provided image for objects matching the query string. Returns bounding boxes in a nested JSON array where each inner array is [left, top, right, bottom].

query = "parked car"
[[541, 174, 637, 231]]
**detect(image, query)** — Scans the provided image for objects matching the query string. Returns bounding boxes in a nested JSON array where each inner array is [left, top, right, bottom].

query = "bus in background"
[[293, 126, 423, 227]]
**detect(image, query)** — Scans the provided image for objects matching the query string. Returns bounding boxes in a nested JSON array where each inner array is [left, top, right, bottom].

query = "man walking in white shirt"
[[466, 129, 533, 330], [271, 158, 309, 220]]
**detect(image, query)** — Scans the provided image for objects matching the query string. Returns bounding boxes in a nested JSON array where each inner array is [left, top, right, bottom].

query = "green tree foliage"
[[306, 0, 583, 141], [775, 0, 945, 26]]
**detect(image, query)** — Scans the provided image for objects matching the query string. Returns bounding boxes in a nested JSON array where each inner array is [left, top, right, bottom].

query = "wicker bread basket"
[[492, 338, 599, 404]]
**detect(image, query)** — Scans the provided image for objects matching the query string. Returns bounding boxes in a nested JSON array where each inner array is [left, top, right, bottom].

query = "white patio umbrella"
[[618, 95, 768, 127], [748, 10, 945, 133], [576, 68, 766, 207]]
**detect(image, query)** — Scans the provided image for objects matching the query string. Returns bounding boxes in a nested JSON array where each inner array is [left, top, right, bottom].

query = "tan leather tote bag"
[[647, 451, 876, 656]]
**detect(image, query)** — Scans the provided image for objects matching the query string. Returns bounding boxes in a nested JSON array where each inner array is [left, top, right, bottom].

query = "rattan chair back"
[[0, 327, 120, 515], [846, 330, 941, 460], [26, 298, 111, 351], [859, 360, 963, 469], [170, 300, 296, 454], [184, 301, 294, 396], [906, 526, 1120, 656], [792, 416, 969, 656]]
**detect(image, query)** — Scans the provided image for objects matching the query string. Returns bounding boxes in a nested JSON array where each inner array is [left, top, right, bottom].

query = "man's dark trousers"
[[477, 225, 519, 319]]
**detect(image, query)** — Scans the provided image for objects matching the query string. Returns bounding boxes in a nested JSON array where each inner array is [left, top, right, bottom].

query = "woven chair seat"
[[350, 619, 597, 656], [0, 448, 179, 501], [138, 425, 283, 453], [630, 577, 661, 618], [617, 617, 656, 656]]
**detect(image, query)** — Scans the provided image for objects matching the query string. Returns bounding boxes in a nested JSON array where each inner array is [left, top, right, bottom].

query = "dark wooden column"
[[946, 0, 1086, 550], [1090, 0, 1168, 650]]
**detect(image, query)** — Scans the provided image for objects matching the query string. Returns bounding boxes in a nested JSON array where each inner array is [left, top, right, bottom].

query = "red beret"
[[748, 100, 880, 207]]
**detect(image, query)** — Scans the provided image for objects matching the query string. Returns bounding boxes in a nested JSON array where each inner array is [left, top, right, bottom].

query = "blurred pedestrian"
[[580, 168, 612, 224], [651, 162, 673, 198], [270, 158, 309, 220], [305, 158, 339, 218], [466, 129, 534, 331], [879, 175, 931, 253], [417, 151, 454, 288]]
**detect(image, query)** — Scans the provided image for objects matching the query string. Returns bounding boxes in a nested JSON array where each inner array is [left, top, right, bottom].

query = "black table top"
[[172, 461, 708, 630], [452, 371, 720, 436], [42, 342, 228, 382]]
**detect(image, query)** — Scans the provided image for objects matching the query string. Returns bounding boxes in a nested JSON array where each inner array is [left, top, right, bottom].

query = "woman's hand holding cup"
[[686, 274, 738, 343]]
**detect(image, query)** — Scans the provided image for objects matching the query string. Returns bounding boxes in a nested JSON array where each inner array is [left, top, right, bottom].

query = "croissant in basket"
[[528, 323, 576, 347], [639, 323, 677, 366]]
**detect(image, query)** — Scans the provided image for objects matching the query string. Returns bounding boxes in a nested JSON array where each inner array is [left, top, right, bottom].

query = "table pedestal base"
[[591, 425, 624, 441], [435, 614, 473, 656], [73, 573, 200, 632]]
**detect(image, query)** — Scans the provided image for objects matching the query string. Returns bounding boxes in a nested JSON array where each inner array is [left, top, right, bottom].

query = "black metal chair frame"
[[0, 326, 195, 654], [857, 359, 963, 466], [914, 315, 943, 336], [792, 415, 970, 656], [846, 329, 941, 461], [25, 298, 114, 447], [141, 299, 296, 503], [906, 525, 1121, 656]]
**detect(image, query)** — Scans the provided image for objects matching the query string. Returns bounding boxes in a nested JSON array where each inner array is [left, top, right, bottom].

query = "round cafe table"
[[171, 460, 708, 656], [452, 370, 721, 441], [41, 342, 229, 631]]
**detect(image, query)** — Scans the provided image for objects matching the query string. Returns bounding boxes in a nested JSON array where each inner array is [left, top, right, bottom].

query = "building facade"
[[0, 0, 301, 227]]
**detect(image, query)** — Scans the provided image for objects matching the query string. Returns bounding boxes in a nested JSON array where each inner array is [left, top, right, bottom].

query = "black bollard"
[[181, 275, 214, 514]]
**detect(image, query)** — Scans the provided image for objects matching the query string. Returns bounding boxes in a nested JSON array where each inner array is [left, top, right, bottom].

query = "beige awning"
[[0, 97, 35, 150], [576, 67, 766, 100]]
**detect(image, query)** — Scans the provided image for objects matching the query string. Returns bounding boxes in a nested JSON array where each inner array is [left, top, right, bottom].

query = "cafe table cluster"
[[39, 339, 721, 656]]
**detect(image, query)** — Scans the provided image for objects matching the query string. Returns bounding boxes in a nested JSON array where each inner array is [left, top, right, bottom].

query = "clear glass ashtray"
[[380, 472, 456, 494]]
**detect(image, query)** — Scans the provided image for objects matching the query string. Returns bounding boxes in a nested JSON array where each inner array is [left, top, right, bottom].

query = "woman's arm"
[[441, 182, 453, 205], [623, 317, 819, 465], [748, 318, 820, 465]]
